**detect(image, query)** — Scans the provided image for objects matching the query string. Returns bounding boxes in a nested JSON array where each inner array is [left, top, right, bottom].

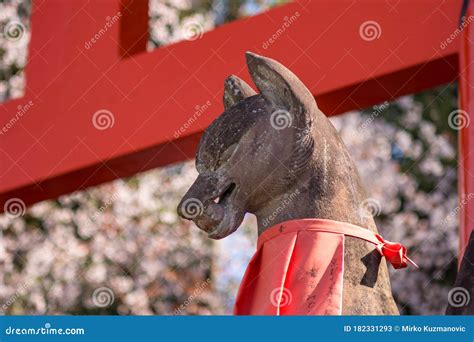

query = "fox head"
[[177, 52, 345, 239]]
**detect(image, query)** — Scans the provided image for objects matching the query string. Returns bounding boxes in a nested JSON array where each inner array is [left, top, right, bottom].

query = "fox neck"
[[255, 123, 377, 235]]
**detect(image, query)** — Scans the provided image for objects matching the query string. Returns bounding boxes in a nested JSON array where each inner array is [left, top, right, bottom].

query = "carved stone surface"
[[177, 52, 399, 314]]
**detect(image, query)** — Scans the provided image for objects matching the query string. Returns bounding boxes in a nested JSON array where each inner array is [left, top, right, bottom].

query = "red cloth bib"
[[234, 218, 416, 315]]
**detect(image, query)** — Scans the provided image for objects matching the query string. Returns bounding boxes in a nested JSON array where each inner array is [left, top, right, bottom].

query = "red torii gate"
[[0, 0, 471, 257]]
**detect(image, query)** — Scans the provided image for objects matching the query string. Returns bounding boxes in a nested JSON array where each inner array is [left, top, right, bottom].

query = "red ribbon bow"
[[375, 235, 418, 269]]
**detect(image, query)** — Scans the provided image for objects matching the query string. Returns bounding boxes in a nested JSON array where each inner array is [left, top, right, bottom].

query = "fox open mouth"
[[214, 182, 236, 205], [196, 182, 243, 240], [180, 181, 241, 238]]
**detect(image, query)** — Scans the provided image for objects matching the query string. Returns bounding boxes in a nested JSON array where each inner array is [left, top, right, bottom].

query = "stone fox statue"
[[177, 52, 415, 315]]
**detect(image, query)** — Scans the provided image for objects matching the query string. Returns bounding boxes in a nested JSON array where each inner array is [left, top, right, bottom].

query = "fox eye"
[[214, 143, 238, 170]]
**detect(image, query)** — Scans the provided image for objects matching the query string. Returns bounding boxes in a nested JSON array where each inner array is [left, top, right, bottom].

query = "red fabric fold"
[[234, 218, 416, 316], [374, 234, 418, 269]]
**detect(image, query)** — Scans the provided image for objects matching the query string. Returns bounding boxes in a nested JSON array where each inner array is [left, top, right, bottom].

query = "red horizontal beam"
[[0, 0, 462, 210]]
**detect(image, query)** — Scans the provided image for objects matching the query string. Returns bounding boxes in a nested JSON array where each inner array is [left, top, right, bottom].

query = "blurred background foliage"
[[0, 0, 459, 315]]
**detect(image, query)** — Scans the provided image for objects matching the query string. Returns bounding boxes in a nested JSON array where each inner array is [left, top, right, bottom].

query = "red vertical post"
[[119, 0, 148, 57], [459, 1, 474, 261]]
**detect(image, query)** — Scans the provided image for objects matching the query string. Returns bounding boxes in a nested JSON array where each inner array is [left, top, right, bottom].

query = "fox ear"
[[245, 51, 317, 128], [223, 75, 256, 110]]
